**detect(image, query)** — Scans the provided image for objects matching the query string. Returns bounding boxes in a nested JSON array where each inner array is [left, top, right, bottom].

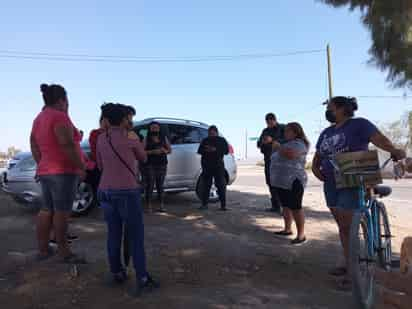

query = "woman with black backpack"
[[143, 122, 172, 212]]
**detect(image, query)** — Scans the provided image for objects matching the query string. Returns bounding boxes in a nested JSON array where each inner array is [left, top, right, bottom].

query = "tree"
[[379, 111, 412, 152], [319, 0, 412, 89], [7, 146, 21, 158]]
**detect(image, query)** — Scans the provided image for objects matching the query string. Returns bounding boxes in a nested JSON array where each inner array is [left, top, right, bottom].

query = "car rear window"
[[167, 124, 207, 145]]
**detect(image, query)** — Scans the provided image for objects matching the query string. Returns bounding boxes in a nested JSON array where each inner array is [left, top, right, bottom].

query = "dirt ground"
[[0, 166, 410, 309]]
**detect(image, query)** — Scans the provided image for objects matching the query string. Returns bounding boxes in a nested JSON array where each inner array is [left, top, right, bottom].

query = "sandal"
[[67, 234, 79, 241], [328, 267, 347, 277], [36, 247, 55, 262], [291, 237, 307, 245], [61, 253, 87, 265], [274, 230, 293, 236]]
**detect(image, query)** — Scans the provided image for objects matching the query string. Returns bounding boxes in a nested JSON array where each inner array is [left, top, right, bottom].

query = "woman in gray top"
[[270, 122, 309, 245]]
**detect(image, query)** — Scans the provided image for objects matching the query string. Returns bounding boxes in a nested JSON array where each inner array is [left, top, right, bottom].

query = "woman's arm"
[[54, 124, 85, 170], [96, 142, 103, 171], [312, 152, 325, 182], [279, 147, 300, 160], [370, 131, 406, 160], [30, 133, 41, 164], [133, 139, 148, 162], [278, 141, 305, 160]]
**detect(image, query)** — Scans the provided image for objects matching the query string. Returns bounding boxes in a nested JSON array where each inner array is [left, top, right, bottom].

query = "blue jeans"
[[98, 189, 147, 281], [323, 181, 361, 210]]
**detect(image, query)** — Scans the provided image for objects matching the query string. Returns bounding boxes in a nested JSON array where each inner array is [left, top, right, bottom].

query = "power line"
[[358, 95, 410, 99], [0, 49, 324, 63]]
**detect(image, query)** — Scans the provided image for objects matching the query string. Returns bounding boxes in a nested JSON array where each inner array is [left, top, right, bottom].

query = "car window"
[[18, 156, 37, 171], [198, 128, 208, 141], [135, 124, 170, 142], [167, 124, 205, 145], [134, 126, 148, 142]]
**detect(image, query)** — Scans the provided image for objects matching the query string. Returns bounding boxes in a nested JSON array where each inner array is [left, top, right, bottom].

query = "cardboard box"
[[335, 150, 382, 189]]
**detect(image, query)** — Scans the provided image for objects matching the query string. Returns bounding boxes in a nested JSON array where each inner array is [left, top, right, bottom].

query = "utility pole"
[[327, 44, 333, 100], [245, 129, 248, 160]]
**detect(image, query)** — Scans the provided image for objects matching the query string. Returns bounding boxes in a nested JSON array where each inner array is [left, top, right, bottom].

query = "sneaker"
[[335, 278, 352, 292], [129, 275, 160, 298], [198, 205, 208, 210], [49, 239, 73, 246], [105, 271, 128, 287], [157, 204, 166, 213], [60, 253, 87, 265]]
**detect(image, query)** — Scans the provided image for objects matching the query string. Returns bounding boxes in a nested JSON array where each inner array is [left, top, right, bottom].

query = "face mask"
[[150, 131, 160, 136], [325, 110, 336, 123]]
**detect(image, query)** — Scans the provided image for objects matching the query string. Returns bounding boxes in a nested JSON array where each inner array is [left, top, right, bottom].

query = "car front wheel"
[[72, 182, 95, 215]]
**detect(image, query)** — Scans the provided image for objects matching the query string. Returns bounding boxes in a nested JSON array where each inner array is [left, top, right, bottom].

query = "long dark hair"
[[286, 122, 310, 148], [147, 121, 165, 144], [40, 83, 67, 106]]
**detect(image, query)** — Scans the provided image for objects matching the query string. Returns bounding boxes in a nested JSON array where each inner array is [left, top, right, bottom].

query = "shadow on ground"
[[0, 188, 359, 309]]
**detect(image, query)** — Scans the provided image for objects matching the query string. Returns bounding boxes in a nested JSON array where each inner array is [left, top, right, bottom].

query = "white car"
[[2, 117, 237, 215]]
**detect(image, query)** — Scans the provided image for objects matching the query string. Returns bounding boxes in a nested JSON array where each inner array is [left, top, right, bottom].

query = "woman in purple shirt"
[[96, 103, 159, 297], [312, 97, 405, 290]]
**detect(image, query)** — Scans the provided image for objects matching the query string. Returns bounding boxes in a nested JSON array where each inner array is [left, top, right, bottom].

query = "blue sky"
[[1, 0, 411, 158]]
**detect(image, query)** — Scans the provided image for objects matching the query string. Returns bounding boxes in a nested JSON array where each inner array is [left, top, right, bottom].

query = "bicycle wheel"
[[377, 202, 392, 270], [350, 211, 376, 309]]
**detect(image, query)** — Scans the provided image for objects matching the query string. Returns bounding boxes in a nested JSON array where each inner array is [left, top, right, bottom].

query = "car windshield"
[[16, 156, 36, 171]]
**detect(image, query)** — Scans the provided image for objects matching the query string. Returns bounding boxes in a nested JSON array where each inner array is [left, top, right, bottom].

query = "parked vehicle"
[[1, 152, 27, 186], [1, 144, 96, 215], [1, 117, 237, 215], [134, 118, 237, 202]]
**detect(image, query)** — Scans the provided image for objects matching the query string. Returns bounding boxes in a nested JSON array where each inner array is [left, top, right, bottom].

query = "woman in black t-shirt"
[[143, 122, 171, 212]]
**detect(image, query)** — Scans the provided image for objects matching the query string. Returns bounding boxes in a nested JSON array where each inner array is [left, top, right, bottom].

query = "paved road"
[[233, 165, 412, 206], [232, 165, 412, 251]]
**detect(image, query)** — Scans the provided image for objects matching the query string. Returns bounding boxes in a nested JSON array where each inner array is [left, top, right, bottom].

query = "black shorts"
[[276, 180, 304, 210]]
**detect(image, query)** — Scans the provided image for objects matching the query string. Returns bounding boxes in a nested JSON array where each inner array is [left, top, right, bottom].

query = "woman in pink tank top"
[[30, 83, 86, 264]]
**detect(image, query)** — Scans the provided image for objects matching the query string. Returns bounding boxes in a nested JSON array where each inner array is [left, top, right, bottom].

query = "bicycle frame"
[[356, 176, 383, 259]]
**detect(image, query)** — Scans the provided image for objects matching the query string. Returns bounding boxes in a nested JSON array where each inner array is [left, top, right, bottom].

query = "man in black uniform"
[[198, 125, 229, 211], [257, 113, 285, 213]]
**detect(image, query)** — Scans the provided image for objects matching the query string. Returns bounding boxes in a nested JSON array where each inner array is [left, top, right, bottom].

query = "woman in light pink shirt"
[[96, 103, 159, 296]]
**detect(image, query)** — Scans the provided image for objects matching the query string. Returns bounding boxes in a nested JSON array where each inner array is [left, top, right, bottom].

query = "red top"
[[97, 128, 147, 190], [31, 107, 82, 176], [89, 128, 104, 162]]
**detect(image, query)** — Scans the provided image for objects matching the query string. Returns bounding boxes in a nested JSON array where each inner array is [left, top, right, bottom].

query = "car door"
[[165, 124, 190, 187], [178, 125, 206, 185], [166, 124, 207, 187]]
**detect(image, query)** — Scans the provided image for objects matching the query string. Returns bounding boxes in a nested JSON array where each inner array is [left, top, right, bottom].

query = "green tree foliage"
[[379, 111, 412, 151], [319, 0, 412, 89]]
